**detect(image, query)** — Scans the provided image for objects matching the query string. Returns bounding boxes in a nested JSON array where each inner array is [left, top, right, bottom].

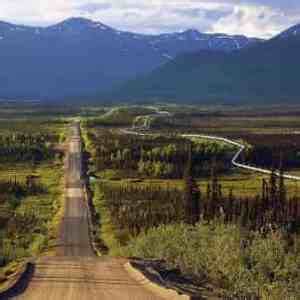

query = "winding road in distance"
[[123, 107, 300, 181], [4, 122, 162, 300]]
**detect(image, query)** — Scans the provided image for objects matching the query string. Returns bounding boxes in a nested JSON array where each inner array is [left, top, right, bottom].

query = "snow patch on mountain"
[[92, 23, 109, 30], [162, 53, 173, 59], [0, 17, 262, 53], [277, 23, 300, 39]]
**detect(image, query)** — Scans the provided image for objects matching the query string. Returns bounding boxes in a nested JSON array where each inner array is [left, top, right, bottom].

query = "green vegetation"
[[85, 106, 156, 127], [0, 133, 56, 164], [85, 127, 237, 180], [113, 35, 300, 103], [83, 105, 300, 298], [0, 114, 65, 285], [91, 183, 122, 255], [120, 222, 300, 299], [199, 170, 299, 198], [0, 163, 63, 278], [3, 103, 300, 298]]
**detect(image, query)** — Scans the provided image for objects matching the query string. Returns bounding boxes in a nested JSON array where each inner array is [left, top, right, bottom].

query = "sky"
[[0, 1, 299, 38]]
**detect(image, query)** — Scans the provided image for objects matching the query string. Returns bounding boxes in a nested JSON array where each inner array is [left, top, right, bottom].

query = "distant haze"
[[0, 0, 299, 38], [0, 17, 261, 100]]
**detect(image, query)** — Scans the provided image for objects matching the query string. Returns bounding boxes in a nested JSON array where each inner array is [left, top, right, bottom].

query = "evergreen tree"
[[209, 157, 220, 219], [277, 155, 286, 224], [269, 166, 277, 209], [262, 179, 268, 203], [226, 188, 234, 223], [240, 199, 250, 228], [183, 141, 200, 225], [268, 166, 278, 225]]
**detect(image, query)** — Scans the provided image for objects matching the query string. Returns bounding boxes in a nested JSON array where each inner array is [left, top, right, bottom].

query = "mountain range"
[[113, 24, 300, 103], [0, 17, 299, 103], [0, 17, 261, 101]]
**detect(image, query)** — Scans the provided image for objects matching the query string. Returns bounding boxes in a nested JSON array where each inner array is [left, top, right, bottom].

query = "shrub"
[[120, 222, 300, 298]]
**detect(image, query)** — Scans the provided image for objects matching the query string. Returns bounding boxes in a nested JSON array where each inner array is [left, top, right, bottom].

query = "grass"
[[94, 167, 300, 199], [0, 161, 64, 288], [81, 105, 300, 298], [85, 110, 300, 200], [0, 260, 26, 292], [0, 116, 66, 287], [199, 169, 300, 198], [91, 183, 121, 255], [82, 124, 123, 255], [85, 106, 157, 127], [1, 162, 63, 240], [28, 162, 64, 251]]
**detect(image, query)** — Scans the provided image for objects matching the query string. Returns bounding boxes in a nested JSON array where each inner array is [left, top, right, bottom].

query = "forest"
[[84, 111, 300, 299], [0, 118, 64, 282], [0, 133, 57, 163], [1, 103, 300, 298], [86, 129, 236, 179], [93, 153, 300, 243]]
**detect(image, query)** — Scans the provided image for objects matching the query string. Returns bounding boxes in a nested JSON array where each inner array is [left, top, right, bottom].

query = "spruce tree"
[[209, 157, 220, 219], [267, 166, 278, 225], [262, 179, 268, 203], [226, 188, 234, 223], [278, 155, 286, 224], [269, 166, 277, 209], [183, 141, 200, 225], [240, 199, 250, 228]]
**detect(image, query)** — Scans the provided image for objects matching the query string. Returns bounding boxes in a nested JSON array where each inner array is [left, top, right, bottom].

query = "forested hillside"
[[112, 29, 300, 103]]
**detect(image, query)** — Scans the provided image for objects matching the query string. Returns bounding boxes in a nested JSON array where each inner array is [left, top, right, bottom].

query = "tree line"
[[0, 133, 57, 163], [98, 142, 300, 244], [184, 143, 300, 235], [0, 176, 46, 267], [88, 130, 235, 179], [99, 182, 184, 239]]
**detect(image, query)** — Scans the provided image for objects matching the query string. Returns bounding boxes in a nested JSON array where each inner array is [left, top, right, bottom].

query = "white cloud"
[[0, 0, 299, 38], [212, 3, 300, 38]]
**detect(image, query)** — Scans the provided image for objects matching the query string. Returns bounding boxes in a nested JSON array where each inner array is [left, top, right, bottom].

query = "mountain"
[[111, 24, 300, 103], [277, 23, 300, 39], [0, 17, 260, 100]]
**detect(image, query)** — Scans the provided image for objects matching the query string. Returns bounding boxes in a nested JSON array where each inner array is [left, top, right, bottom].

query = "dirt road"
[[5, 122, 162, 300]]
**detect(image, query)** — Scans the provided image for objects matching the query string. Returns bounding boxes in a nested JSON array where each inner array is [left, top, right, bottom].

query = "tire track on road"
[[5, 122, 163, 300]]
